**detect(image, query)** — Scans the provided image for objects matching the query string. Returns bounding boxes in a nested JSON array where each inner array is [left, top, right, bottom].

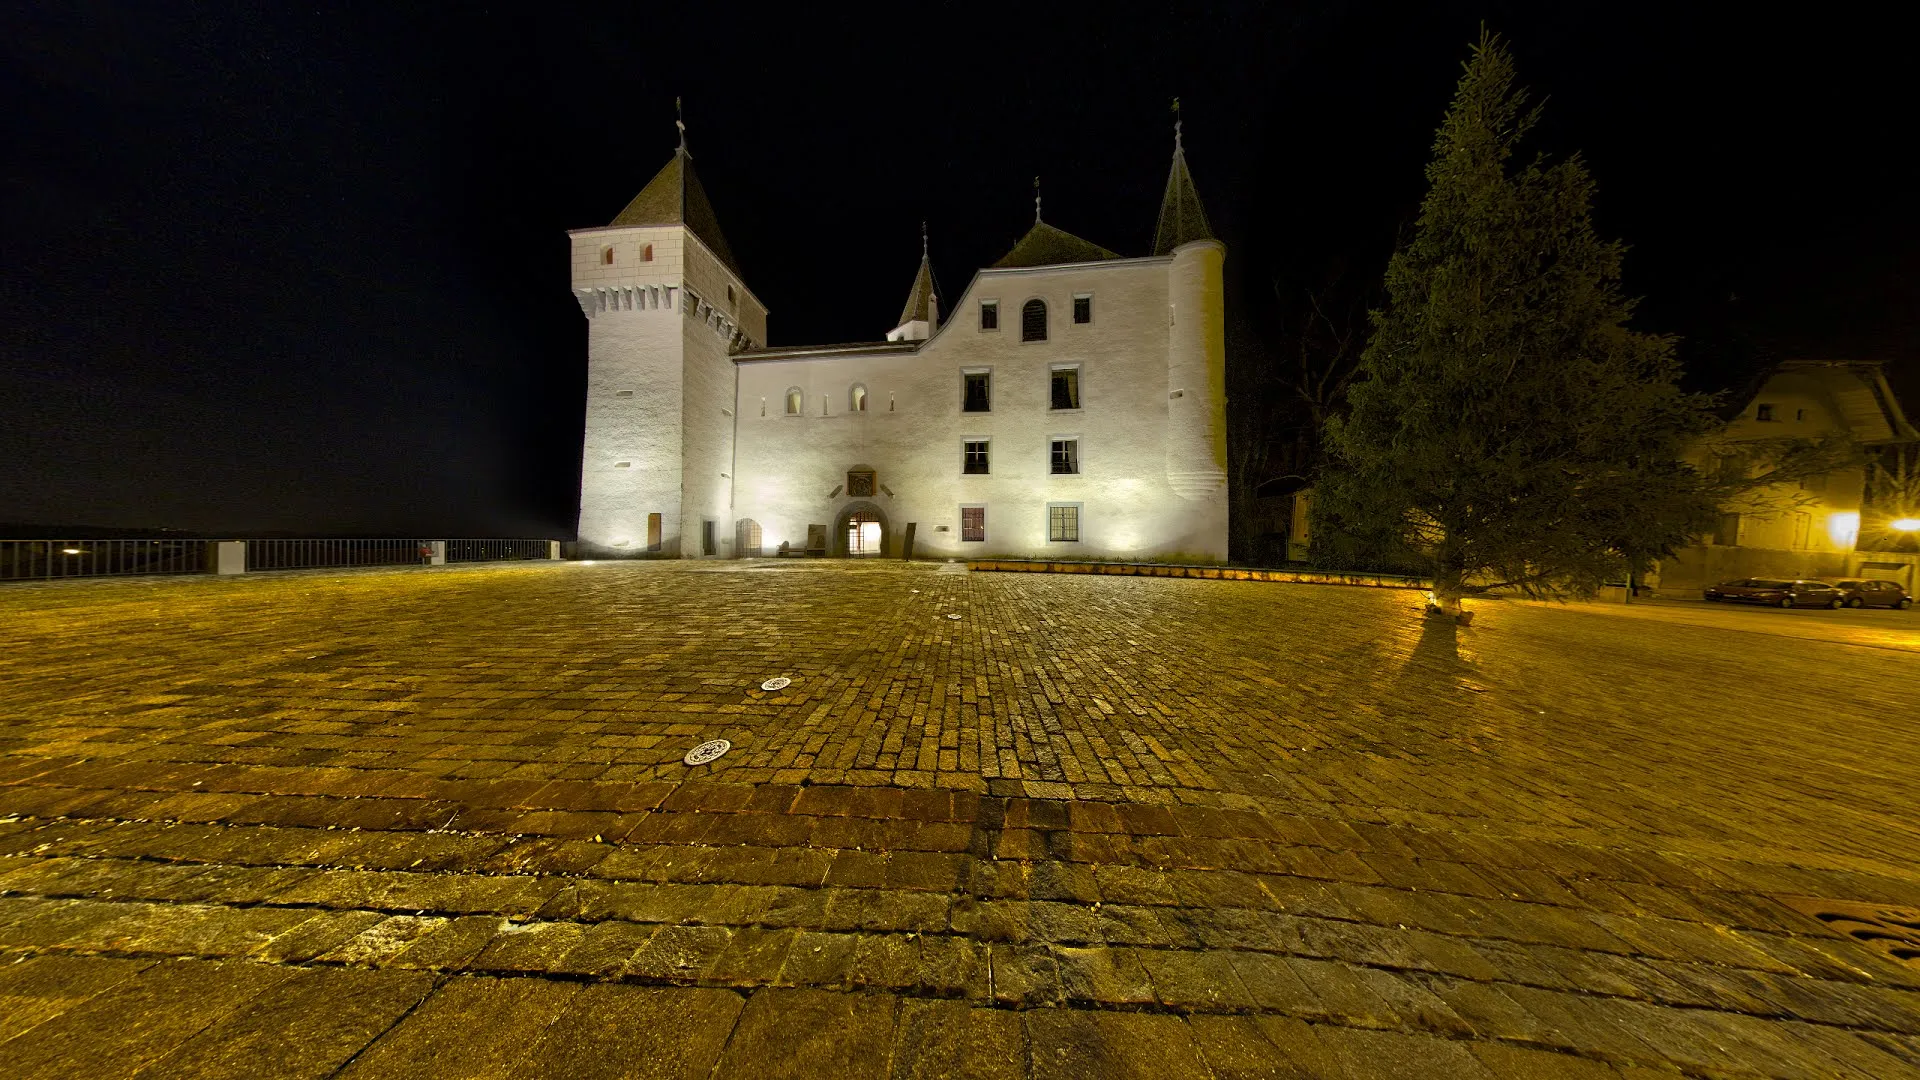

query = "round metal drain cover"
[[760, 677, 791, 691], [947, 613, 963, 620], [683, 739, 731, 766]]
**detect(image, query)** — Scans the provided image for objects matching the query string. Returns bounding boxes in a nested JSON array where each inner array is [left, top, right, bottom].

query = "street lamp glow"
[[1892, 517, 1920, 532], [62, 548, 82, 555]]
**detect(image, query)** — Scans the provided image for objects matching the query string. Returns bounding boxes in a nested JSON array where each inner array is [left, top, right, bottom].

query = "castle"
[[567, 115, 1228, 563]]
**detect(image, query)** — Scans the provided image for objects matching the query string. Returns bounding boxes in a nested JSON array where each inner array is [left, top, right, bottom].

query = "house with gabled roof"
[[1651, 360, 1920, 594], [566, 115, 1228, 562]]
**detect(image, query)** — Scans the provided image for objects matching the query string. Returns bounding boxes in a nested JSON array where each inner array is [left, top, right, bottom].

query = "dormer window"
[[785, 387, 803, 416], [1022, 299, 1047, 342], [642, 243, 654, 262], [601, 247, 614, 265]]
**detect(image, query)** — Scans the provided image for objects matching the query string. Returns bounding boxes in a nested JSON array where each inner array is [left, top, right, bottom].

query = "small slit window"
[[642, 244, 653, 262], [850, 385, 868, 412], [1022, 299, 1047, 342], [785, 387, 803, 416], [727, 284, 736, 306], [615, 390, 634, 398], [979, 301, 998, 330], [600, 247, 614, 265]]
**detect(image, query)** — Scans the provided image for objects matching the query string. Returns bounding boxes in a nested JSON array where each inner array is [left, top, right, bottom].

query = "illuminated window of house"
[[1047, 504, 1080, 542], [1050, 439, 1079, 475], [979, 301, 998, 330], [1073, 294, 1091, 324], [601, 247, 614, 265], [962, 372, 991, 412], [1756, 403, 1776, 421], [642, 243, 654, 262], [963, 440, 989, 474], [785, 387, 803, 415], [850, 385, 868, 412], [961, 506, 986, 542], [1022, 299, 1047, 341], [1051, 367, 1080, 410]]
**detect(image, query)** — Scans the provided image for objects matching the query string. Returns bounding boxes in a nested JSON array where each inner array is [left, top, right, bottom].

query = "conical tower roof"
[[898, 251, 938, 326], [610, 148, 741, 274], [1151, 112, 1215, 255]]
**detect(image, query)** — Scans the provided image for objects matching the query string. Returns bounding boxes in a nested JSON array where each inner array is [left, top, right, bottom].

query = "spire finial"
[[675, 96, 688, 155], [1034, 176, 1042, 223], [1172, 97, 1183, 151], [921, 221, 929, 259]]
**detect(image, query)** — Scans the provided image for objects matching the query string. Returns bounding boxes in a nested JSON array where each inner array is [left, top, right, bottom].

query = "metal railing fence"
[[448, 539, 552, 563], [0, 540, 209, 581], [2, 538, 559, 583], [245, 538, 432, 572]]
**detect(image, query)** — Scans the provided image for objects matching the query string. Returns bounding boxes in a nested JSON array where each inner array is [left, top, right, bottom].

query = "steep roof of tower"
[[610, 151, 742, 274], [897, 255, 938, 326], [1151, 133, 1215, 255], [991, 221, 1123, 269]]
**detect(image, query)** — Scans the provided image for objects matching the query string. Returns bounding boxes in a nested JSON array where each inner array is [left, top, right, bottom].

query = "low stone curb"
[[965, 560, 1430, 589]]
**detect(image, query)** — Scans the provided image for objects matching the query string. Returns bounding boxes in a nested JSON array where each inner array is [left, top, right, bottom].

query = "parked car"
[[1832, 579, 1915, 609], [1702, 578, 1847, 608]]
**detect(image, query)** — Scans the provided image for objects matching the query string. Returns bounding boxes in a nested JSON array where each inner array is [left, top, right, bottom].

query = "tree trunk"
[[1430, 568, 1466, 618]]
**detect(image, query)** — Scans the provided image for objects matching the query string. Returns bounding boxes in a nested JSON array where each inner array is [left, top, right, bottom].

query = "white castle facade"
[[567, 121, 1228, 563]]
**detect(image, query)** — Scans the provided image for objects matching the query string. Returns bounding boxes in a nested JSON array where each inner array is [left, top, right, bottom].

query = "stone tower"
[[1153, 112, 1228, 502], [568, 119, 767, 557]]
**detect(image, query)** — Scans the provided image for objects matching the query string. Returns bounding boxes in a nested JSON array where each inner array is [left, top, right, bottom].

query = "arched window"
[[601, 247, 614, 265], [642, 243, 654, 262], [850, 385, 868, 412], [1021, 299, 1047, 342], [785, 387, 803, 416]]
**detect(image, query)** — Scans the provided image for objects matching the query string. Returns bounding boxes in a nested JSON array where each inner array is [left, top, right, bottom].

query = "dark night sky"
[[3, 2, 1915, 537]]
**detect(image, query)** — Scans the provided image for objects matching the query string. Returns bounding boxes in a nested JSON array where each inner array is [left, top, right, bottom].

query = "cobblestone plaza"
[[2, 561, 1918, 1077]]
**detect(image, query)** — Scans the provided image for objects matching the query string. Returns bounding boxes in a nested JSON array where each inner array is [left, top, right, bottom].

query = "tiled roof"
[[609, 152, 742, 274], [897, 255, 938, 326], [991, 221, 1123, 269], [1151, 141, 1215, 255]]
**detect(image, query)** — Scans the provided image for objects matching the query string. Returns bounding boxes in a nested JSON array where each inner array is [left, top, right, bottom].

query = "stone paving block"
[[334, 972, 579, 1068], [889, 998, 1025, 1080], [135, 965, 435, 1078], [1183, 1014, 1316, 1079], [711, 987, 897, 1080], [0, 958, 298, 1080], [1026, 1008, 1211, 1080], [521, 984, 744, 1080], [990, 942, 1062, 1006], [0, 954, 155, 1044]]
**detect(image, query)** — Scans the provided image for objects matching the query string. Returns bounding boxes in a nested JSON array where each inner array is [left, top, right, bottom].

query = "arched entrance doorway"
[[833, 501, 889, 558]]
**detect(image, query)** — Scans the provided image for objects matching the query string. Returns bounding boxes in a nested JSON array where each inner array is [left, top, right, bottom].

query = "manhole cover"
[[683, 739, 732, 767], [1779, 897, 1920, 967], [760, 677, 791, 691]]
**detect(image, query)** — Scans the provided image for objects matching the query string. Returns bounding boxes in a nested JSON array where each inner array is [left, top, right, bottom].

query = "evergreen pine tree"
[[1316, 29, 1723, 616]]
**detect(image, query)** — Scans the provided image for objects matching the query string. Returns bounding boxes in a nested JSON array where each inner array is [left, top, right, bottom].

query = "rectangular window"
[[1712, 513, 1740, 547], [979, 301, 998, 330], [1050, 368, 1080, 410], [1073, 295, 1091, 324], [963, 372, 991, 412], [1048, 504, 1080, 542], [1050, 439, 1079, 475], [963, 440, 989, 474], [961, 506, 986, 542], [1756, 403, 1776, 421], [647, 512, 663, 553]]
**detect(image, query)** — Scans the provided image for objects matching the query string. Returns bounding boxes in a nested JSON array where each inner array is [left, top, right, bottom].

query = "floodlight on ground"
[[1892, 517, 1920, 532], [684, 739, 731, 766], [760, 677, 791, 691]]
